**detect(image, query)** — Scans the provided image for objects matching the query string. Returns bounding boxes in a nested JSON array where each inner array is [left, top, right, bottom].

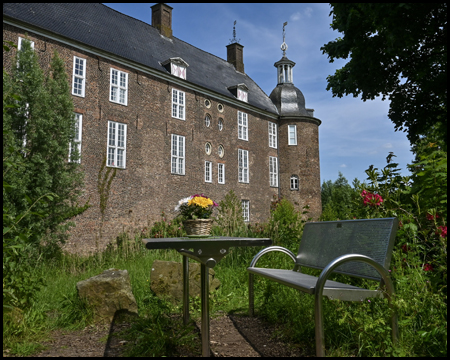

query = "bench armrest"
[[314, 254, 398, 356], [249, 245, 297, 268]]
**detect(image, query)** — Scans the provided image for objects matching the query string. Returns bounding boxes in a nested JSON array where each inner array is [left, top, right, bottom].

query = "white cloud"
[[304, 7, 313, 18], [290, 12, 301, 21], [340, 164, 347, 168], [382, 143, 393, 149]]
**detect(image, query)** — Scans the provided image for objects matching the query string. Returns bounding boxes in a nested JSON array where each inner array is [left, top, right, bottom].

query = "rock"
[[150, 260, 221, 302], [76, 268, 138, 323]]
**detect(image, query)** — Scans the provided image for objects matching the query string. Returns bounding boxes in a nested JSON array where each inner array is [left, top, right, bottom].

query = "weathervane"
[[229, 20, 240, 44], [281, 21, 288, 57]]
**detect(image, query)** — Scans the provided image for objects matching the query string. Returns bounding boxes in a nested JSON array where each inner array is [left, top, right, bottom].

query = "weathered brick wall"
[[278, 118, 322, 220], [6, 24, 324, 255]]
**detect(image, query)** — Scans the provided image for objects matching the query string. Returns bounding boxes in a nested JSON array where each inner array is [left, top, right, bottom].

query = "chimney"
[[151, 3, 173, 38], [226, 43, 244, 73]]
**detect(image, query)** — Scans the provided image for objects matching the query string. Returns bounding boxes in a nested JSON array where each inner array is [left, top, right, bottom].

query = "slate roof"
[[3, 3, 279, 115]]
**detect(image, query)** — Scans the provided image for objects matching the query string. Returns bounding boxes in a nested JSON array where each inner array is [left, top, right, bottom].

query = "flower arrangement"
[[175, 193, 218, 220]]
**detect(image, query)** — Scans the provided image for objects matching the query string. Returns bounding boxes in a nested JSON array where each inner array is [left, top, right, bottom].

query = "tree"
[[3, 37, 87, 251], [321, 3, 447, 146], [320, 172, 356, 220]]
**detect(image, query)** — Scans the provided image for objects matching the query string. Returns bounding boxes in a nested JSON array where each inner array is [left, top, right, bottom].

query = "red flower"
[[401, 244, 409, 253], [361, 190, 384, 207], [436, 225, 447, 238], [423, 264, 433, 272], [426, 213, 440, 221]]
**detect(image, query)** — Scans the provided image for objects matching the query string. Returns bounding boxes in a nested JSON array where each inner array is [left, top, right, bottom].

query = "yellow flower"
[[188, 196, 213, 208]]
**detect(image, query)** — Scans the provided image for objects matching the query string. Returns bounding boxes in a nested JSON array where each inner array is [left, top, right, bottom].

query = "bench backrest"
[[296, 218, 398, 282]]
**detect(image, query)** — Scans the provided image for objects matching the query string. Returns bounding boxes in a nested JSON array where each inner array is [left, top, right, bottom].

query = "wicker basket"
[[182, 219, 214, 236]]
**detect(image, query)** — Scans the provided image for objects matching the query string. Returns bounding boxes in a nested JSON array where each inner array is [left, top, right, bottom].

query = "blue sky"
[[104, 3, 414, 185]]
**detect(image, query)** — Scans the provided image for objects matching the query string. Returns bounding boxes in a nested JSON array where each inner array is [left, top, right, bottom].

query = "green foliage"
[[407, 142, 447, 219], [3, 36, 88, 247], [3, 36, 87, 320], [141, 211, 186, 239], [268, 196, 308, 251], [215, 190, 246, 236], [321, 3, 447, 146], [320, 172, 358, 220]]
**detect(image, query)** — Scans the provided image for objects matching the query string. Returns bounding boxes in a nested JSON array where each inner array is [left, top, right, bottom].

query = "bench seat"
[[247, 218, 399, 356], [248, 267, 381, 301]]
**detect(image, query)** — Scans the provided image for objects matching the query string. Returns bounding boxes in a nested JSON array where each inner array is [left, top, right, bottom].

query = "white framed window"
[[171, 63, 186, 80], [18, 37, 34, 50], [290, 175, 299, 190], [72, 56, 86, 97], [205, 161, 212, 183], [269, 156, 278, 187], [171, 134, 185, 175], [242, 200, 250, 222], [205, 114, 211, 127], [110, 68, 128, 105], [107, 121, 127, 168], [268, 122, 277, 149], [218, 163, 225, 184], [288, 125, 297, 145], [69, 113, 82, 163], [238, 149, 249, 183], [172, 89, 185, 120], [237, 88, 248, 102], [238, 111, 248, 141]]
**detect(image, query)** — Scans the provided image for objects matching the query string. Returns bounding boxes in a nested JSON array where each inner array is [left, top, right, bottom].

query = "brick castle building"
[[3, 3, 322, 254]]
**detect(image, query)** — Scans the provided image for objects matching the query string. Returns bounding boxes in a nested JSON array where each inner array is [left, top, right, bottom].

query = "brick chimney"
[[151, 3, 173, 38], [227, 43, 244, 73]]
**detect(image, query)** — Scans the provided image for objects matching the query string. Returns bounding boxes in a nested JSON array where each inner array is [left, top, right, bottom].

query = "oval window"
[[218, 118, 223, 131], [218, 145, 224, 158], [205, 142, 212, 155]]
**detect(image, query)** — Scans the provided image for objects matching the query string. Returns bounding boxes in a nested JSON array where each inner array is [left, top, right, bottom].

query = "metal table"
[[143, 236, 272, 357]]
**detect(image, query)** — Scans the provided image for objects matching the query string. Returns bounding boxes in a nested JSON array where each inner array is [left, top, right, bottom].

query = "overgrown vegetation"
[[2, 37, 446, 359], [3, 37, 88, 324]]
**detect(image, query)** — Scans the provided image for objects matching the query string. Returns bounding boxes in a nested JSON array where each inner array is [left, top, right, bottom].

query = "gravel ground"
[[18, 312, 312, 357]]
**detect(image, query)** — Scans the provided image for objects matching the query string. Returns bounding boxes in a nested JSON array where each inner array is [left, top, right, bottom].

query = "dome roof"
[[269, 83, 310, 117]]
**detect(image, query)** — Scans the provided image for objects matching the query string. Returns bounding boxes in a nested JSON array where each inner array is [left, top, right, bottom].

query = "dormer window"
[[161, 57, 189, 80], [228, 83, 249, 103]]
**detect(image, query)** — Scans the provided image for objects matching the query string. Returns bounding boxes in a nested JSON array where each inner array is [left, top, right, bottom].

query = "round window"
[[217, 103, 224, 112], [204, 99, 211, 108], [205, 142, 212, 155], [218, 145, 224, 158], [205, 114, 211, 127], [218, 118, 223, 131]]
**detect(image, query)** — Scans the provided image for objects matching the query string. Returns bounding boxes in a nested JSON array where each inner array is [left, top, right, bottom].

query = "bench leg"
[[314, 294, 326, 357], [249, 273, 254, 317]]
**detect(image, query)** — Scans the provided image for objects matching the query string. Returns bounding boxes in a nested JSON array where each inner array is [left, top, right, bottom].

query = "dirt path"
[[28, 313, 310, 357]]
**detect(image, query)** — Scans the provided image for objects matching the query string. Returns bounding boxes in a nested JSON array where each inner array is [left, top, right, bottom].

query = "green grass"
[[3, 229, 447, 357]]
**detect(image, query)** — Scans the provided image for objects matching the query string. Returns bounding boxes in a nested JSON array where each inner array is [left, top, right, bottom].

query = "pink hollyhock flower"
[[423, 264, 433, 272]]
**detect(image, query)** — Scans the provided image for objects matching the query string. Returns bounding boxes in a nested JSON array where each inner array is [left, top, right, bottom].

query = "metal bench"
[[248, 217, 399, 357]]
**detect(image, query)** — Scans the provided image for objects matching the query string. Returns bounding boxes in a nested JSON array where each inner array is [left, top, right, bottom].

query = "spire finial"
[[281, 21, 288, 57], [229, 20, 240, 44]]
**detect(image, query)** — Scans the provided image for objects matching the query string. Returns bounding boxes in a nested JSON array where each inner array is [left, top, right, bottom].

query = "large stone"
[[150, 260, 221, 302], [76, 268, 138, 323]]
